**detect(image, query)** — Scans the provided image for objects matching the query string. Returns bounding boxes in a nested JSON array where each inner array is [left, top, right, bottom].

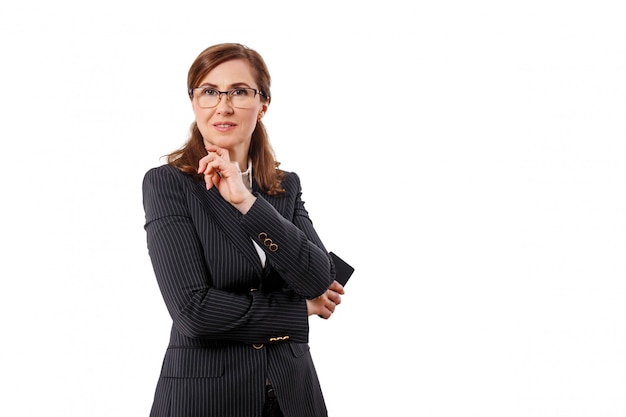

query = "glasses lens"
[[197, 88, 219, 108], [196, 88, 257, 108], [229, 88, 255, 108]]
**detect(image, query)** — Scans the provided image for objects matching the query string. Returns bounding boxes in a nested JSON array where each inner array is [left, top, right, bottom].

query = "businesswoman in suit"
[[142, 43, 345, 417]]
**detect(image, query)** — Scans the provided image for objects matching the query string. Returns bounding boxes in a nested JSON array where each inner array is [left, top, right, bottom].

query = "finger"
[[197, 156, 209, 174], [329, 280, 345, 294], [205, 146, 230, 161], [317, 309, 330, 319], [315, 297, 333, 319], [203, 157, 238, 179], [331, 292, 342, 306], [327, 290, 341, 306], [204, 169, 222, 190], [200, 160, 223, 190], [198, 151, 219, 174], [204, 172, 217, 190], [200, 160, 221, 176]]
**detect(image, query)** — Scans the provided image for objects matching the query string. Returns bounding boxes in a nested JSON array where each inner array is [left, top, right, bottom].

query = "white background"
[[1, 1, 625, 416]]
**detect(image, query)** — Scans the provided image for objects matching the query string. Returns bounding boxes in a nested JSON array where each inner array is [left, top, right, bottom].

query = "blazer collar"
[[189, 182, 264, 276]]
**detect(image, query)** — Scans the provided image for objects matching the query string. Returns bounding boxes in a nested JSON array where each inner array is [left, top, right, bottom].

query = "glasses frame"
[[188, 86, 268, 109]]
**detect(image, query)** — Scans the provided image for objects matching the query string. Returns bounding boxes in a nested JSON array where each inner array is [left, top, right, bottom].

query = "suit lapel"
[[189, 183, 264, 276]]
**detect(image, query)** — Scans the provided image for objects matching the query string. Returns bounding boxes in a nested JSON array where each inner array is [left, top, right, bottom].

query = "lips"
[[213, 122, 236, 132]]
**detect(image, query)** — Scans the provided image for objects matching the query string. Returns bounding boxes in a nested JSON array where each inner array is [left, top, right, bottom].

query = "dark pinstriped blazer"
[[143, 164, 336, 417]]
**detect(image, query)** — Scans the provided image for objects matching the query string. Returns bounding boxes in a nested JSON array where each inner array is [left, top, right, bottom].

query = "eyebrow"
[[197, 82, 254, 89]]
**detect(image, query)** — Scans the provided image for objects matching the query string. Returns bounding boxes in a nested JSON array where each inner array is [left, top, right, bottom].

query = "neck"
[[228, 145, 249, 173]]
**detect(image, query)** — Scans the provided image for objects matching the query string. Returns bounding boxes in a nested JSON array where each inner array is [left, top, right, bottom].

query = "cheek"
[[193, 107, 214, 124], [243, 115, 260, 132], [239, 109, 259, 125]]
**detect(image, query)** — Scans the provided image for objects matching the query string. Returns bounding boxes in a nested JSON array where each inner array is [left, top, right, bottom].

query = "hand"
[[307, 280, 345, 319], [197, 146, 256, 213]]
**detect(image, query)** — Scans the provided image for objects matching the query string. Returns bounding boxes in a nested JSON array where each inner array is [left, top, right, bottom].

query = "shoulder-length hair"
[[166, 43, 285, 196]]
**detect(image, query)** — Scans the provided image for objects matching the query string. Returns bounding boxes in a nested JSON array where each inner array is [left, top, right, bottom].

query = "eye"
[[231, 88, 251, 97], [201, 87, 220, 96]]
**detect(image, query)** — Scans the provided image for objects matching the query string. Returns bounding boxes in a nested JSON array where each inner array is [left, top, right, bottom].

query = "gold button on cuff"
[[253, 344, 264, 350], [258, 232, 278, 252]]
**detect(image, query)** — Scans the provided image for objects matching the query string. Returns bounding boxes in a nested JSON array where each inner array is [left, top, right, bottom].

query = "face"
[[191, 59, 268, 161]]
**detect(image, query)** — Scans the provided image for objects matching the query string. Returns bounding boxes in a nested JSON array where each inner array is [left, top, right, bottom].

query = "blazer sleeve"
[[142, 166, 310, 343], [241, 173, 336, 298]]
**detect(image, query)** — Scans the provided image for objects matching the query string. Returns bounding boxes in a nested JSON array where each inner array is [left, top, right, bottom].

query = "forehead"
[[199, 59, 256, 87]]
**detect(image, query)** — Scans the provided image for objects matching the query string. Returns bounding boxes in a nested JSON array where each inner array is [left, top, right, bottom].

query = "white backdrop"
[[1, 1, 625, 416]]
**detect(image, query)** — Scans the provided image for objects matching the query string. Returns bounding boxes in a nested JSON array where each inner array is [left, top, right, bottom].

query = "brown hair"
[[166, 43, 285, 195]]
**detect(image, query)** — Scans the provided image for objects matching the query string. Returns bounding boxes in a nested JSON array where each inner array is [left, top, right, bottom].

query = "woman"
[[142, 43, 345, 417]]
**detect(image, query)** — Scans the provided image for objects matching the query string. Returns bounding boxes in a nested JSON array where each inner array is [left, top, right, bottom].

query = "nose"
[[215, 93, 233, 113]]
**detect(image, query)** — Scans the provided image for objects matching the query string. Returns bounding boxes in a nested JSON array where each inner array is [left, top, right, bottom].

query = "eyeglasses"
[[189, 86, 267, 109]]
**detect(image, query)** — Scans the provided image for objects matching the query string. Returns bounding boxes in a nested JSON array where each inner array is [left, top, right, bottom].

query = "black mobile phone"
[[329, 251, 355, 286]]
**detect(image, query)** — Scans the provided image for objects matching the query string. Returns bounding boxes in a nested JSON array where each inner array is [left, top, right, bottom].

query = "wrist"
[[234, 193, 256, 214]]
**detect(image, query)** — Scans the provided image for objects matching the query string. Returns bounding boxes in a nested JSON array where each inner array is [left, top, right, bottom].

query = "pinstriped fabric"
[[267, 344, 327, 417], [143, 164, 334, 417]]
